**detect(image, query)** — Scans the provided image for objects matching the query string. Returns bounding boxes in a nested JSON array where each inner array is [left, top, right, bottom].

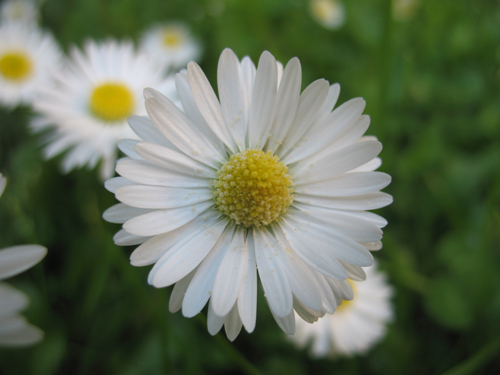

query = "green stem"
[[440, 336, 500, 375]]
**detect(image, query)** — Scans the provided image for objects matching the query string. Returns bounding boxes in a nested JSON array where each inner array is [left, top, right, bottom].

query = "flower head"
[[291, 264, 394, 357], [0, 174, 47, 347], [104, 48, 392, 340], [0, 0, 39, 25], [309, 0, 345, 30], [32, 40, 178, 180], [139, 22, 202, 70], [0, 21, 61, 108]]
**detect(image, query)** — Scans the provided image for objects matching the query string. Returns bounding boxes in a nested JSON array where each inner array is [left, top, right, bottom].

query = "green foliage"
[[1, 0, 500, 374]]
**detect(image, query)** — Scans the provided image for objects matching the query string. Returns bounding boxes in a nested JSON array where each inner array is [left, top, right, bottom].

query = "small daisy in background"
[[104, 48, 392, 340], [309, 0, 345, 30], [392, 0, 420, 21], [0, 21, 61, 108], [32, 40, 178, 180], [0, 174, 47, 347], [139, 22, 202, 71], [291, 264, 394, 357], [0, 0, 39, 25]]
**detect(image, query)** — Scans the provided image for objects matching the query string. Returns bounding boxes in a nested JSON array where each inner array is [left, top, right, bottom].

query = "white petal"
[[103, 203, 154, 224], [0, 317, 43, 346], [266, 229, 324, 311], [339, 261, 366, 281], [116, 185, 212, 209], [293, 140, 382, 184], [248, 51, 278, 149], [253, 228, 293, 318], [123, 201, 213, 237], [133, 141, 216, 178], [292, 204, 383, 242], [104, 177, 135, 193], [283, 97, 365, 165], [0, 283, 28, 315], [277, 79, 330, 158], [275, 222, 347, 281], [237, 232, 258, 333], [0, 245, 47, 280], [224, 303, 243, 341], [187, 61, 238, 153], [144, 94, 223, 168], [131, 210, 222, 266], [117, 139, 141, 160], [207, 300, 226, 336], [0, 175, 6, 197], [361, 241, 383, 251], [174, 71, 226, 153], [116, 159, 211, 188], [113, 229, 151, 246], [266, 57, 302, 152], [272, 309, 295, 335], [148, 218, 228, 288], [295, 172, 391, 197], [350, 157, 382, 173], [282, 209, 374, 267], [127, 115, 176, 149], [168, 269, 196, 313], [217, 48, 247, 151], [293, 192, 393, 210], [240, 56, 256, 114], [211, 229, 248, 317], [293, 298, 324, 323], [182, 225, 235, 317]]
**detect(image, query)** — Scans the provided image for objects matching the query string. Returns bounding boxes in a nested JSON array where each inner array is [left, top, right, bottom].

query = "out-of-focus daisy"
[[392, 0, 419, 21], [291, 264, 394, 357], [139, 22, 201, 71], [0, 174, 47, 347], [104, 48, 392, 340], [32, 40, 177, 180], [0, 0, 39, 24], [0, 21, 61, 108], [309, 0, 345, 30]]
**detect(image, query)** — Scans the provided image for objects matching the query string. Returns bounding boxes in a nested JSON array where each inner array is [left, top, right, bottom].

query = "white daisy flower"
[[0, 0, 39, 25], [309, 0, 345, 30], [392, 0, 419, 21], [291, 264, 394, 357], [0, 21, 61, 108], [0, 174, 47, 347], [103, 48, 392, 340], [139, 22, 202, 71], [32, 40, 178, 180]]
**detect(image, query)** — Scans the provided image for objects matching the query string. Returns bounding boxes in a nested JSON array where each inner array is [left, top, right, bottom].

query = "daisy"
[[103, 48, 392, 340], [139, 22, 202, 71], [392, 0, 419, 21], [32, 40, 178, 180], [0, 0, 39, 25], [0, 21, 61, 108], [309, 0, 345, 30], [290, 264, 394, 357], [0, 174, 47, 347]]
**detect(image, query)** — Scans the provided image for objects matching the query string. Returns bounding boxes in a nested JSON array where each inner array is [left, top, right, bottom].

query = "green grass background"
[[1, 0, 499, 373]]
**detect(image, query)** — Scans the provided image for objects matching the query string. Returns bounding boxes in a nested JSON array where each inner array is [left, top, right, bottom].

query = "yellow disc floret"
[[162, 29, 182, 48], [214, 149, 293, 227], [0, 51, 32, 82], [89, 82, 134, 122]]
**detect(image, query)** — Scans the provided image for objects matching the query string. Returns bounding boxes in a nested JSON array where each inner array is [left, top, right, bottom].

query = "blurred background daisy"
[[32, 40, 178, 179], [291, 263, 393, 357]]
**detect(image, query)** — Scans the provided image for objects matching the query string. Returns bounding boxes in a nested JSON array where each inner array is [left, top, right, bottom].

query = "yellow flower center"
[[214, 149, 293, 227], [162, 29, 183, 48], [89, 82, 134, 122], [0, 51, 32, 82], [337, 280, 356, 312]]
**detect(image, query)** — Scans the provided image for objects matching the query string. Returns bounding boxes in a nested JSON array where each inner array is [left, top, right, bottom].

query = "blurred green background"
[[1, 0, 500, 373]]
